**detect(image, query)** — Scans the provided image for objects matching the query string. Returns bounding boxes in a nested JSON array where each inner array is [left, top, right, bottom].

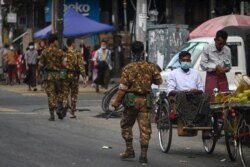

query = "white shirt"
[[200, 43, 231, 72], [93, 48, 112, 70], [167, 68, 204, 94]]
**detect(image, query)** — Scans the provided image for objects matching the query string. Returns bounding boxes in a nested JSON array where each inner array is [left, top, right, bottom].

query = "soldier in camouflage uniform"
[[38, 34, 65, 121], [112, 41, 162, 164], [61, 38, 87, 118]]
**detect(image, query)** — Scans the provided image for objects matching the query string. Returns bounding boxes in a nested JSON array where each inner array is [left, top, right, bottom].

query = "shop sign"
[[7, 13, 17, 23]]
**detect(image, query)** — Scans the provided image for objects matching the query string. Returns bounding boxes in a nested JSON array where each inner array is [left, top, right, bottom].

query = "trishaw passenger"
[[167, 51, 211, 139]]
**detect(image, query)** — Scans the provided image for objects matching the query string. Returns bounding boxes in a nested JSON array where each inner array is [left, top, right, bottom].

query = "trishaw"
[[155, 91, 243, 159]]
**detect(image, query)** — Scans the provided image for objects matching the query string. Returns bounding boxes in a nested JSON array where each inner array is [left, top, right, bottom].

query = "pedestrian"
[[37, 40, 47, 91], [38, 34, 65, 121], [200, 30, 231, 101], [93, 40, 112, 93], [112, 41, 162, 164], [61, 38, 87, 119], [25, 42, 38, 91], [81, 43, 90, 78], [16, 50, 22, 84], [3, 45, 17, 85], [90, 45, 99, 87], [0, 43, 4, 80]]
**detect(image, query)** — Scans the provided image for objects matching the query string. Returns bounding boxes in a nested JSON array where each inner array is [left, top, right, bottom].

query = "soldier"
[[112, 41, 162, 164], [61, 38, 87, 118], [38, 34, 65, 121]]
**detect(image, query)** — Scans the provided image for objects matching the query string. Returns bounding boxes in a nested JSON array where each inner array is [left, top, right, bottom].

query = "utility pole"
[[135, 0, 147, 46], [123, 0, 127, 32], [56, 0, 64, 49], [0, 0, 3, 44], [51, 0, 55, 33]]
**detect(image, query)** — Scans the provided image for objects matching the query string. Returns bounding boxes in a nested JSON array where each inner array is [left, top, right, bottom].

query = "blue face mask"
[[180, 62, 192, 70]]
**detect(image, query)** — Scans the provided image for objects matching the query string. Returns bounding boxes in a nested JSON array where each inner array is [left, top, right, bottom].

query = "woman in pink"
[[16, 50, 22, 84]]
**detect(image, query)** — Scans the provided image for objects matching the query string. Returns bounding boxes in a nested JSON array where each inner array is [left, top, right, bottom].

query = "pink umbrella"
[[189, 14, 250, 39]]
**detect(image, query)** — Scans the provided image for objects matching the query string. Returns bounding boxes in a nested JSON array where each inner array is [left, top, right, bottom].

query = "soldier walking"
[[61, 38, 87, 118], [112, 41, 162, 164], [38, 34, 65, 121]]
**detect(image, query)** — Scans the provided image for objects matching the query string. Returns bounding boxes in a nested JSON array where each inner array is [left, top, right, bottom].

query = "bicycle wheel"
[[158, 99, 172, 153], [101, 84, 123, 114], [238, 117, 250, 167], [203, 114, 216, 154], [224, 109, 237, 161]]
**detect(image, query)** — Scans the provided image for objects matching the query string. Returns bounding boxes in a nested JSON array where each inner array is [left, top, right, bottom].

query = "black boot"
[[56, 103, 64, 120], [139, 145, 148, 164], [62, 107, 67, 118], [120, 140, 135, 160], [49, 110, 55, 121]]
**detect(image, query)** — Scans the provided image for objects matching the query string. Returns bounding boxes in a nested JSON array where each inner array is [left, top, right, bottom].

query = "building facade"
[[1, 0, 250, 52]]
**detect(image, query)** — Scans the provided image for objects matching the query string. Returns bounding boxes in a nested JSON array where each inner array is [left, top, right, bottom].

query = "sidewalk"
[[0, 78, 120, 95]]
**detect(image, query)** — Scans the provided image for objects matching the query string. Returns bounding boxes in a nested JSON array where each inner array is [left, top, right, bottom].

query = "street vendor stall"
[[211, 73, 250, 167]]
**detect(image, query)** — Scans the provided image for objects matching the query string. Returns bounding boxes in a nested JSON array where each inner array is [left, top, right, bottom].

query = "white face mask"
[[101, 46, 106, 49], [29, 45, 34, 49]]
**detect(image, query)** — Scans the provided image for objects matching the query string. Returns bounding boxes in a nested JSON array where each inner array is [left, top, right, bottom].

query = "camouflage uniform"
[[61, 48, 86, 116], [119, 60, 162, 159], [38, 46, 64, 118]]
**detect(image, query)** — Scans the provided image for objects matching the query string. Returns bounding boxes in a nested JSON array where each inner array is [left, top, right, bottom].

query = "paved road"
[[0, 84, 243, 167]]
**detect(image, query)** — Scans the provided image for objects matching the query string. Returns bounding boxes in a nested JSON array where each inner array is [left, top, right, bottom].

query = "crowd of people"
[[0, 38, 112, 91]]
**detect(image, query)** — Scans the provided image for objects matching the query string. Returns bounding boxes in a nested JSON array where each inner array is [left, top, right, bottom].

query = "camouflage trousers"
[[121, 97, 152, 146], [61, 78, 79, 111], [44, 80, 63, 111]]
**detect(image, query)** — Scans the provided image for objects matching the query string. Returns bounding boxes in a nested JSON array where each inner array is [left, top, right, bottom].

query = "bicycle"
[[230, 104, 250, 167], [103, 85, 160, 121], [210, 102, 238, 160], [101, 83, 124, 115]]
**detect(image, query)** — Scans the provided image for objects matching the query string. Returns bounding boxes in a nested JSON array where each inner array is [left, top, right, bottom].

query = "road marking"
[[0, 107, 18, 112], [21, 93, 45, 96]]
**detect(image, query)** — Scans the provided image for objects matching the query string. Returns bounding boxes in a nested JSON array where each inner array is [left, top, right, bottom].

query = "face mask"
[[180, 62, 192, 70], [101, 46, 106, 49], [29, 45, 34, 49]]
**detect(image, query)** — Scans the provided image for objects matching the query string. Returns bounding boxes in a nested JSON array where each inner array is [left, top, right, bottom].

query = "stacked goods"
[[214, 74, 250, 104]]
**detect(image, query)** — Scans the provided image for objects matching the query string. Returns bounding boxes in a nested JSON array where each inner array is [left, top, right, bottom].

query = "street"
[[0, 84, 243, 167]]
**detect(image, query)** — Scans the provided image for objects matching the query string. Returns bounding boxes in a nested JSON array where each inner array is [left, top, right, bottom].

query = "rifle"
[[106, 108, 119, 120]]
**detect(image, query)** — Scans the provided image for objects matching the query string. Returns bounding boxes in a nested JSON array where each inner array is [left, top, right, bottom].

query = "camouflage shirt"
[[119, 60, 163, 94], [63, 48, 86, 79], [39, 46, 64, 80]]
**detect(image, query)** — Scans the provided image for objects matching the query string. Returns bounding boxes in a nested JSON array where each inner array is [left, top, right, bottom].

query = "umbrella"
[[189, 14, 250, 39], [33, 9, 115, 39], [33, 25, 52, 39]]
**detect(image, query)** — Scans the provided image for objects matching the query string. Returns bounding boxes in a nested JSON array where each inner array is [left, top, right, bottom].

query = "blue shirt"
[[167, 68, 204, 93]]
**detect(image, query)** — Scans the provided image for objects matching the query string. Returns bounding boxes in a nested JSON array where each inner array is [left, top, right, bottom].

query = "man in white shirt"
[[167, 53, 204, 94], [200, 30, 231, 100], [167, 51, 211, 139]]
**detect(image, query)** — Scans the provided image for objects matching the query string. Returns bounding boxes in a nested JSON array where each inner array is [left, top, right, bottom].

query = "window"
[[227, 44, 238, 67], [166, 42, 208, 69]]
